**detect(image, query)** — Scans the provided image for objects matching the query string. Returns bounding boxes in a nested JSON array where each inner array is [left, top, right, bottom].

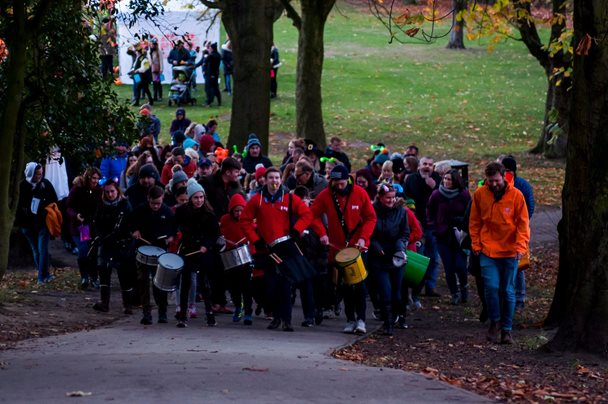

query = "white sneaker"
[[414, 301, 423, 310], [343, 321, 356, 334], [355, 319, 367, 334]]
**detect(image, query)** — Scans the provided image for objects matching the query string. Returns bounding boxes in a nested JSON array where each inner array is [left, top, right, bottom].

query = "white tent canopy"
[[116, 0, 220, 84]]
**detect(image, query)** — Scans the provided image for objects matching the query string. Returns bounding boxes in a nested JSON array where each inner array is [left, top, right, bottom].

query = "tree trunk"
[[294, 0, 335, 150], [530, 75, 570, 158], [222, 0, 280, 155], [0, 0, 28, 282], [546, 0, 608, 357], [446, 0, 466, 49]]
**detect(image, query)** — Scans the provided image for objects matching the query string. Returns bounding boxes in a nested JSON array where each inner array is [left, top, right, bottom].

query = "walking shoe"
[[501, 330, 514, 344], [450, 294, 461, 305], [382, 322, 394, 336], [79, 278, 89, 290], [395, 315, 409, 329], [255, 305, 262, 316], [343, 321, 357, 334], [174, 306, 181, 320], [158, 313, 168, 324], [90, 279, 100, 289], [314, 311, 324, 325], [372, 309, 382, 321], [267, 318, 281, 330], [43, 275, 56, 283], [243, 315, 253, 326], [176, 319, 187, 328], [140, 314, 153, 325], [301, 319, 314, 328], [355, 319, 367, 334], [232, 308, 242, 322], [93, 302, 109, 313], [282, 322, 294, 332], [460, 286, 469, 303], [334, 304, 342, 317], [486, 321, 501, 344], [206, 313, 217, 327], [188, 304, 198, 319], [323, 309, 335, 319]]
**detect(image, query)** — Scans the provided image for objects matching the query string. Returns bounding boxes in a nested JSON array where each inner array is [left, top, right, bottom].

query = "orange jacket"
[[469, 182, 530, 258]]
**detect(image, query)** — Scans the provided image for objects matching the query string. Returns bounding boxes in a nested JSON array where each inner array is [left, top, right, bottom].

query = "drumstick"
[[139, 237, 152, 245], [294, 242, 304, 256], [226, 237, 247, 246], [328, 242, 342, 251], [157, 235, 168, 240], [185, 250, 201, 257]]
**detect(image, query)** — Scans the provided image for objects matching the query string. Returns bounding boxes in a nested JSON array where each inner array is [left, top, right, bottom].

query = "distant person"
[[242, 133, 273, 174], [169, 108, 191, 137], [130, 46, 153, 107], [201, 42, 222, 107], [221, 40, 233, 96], [149, 38, 164, 102], [469, 162, 530, 344], [98, 17, 116, 78], [167, 40, 189, 67], [324, 136, 351, 173], [270, 43, 281, 98], [100, 142, 129, 182]]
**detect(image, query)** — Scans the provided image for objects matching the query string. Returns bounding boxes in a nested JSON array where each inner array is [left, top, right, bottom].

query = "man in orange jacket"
[[469, 162, 530, 345]]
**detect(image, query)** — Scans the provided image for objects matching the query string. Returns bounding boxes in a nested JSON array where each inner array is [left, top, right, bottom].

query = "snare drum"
[[220, 244, 253, 270], [335, 247, 367, 285], [269, 236, 315, 284], [136, 246, 166, 266], [154, 253, 184, 292]]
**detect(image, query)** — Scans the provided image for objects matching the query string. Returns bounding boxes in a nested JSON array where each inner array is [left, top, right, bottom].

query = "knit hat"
[[255, 166, 267, 181], [175, 107, 186, 117], [502, 156, 517, 173], [172, 170, 188, 184], [199, 134, 215, 153], [139, 164, 158, 179], [186, 178, 204, 199], [374, 151, 390, 165], [221, 156, 241, 173], [391, 157, 406, 174], [228, 193, 246, 212], [246, 133, 262, 150], [330, 165, 350, 180]]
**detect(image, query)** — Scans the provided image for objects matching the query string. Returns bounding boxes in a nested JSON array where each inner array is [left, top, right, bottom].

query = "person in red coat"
[[240, 167, 313, 332], [160, 147, 196, 185], [220, 193, 255, 325], [311, 165, 376, 335]]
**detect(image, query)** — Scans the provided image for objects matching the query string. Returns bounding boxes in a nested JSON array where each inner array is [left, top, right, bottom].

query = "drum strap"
[[331, 191, 361, 244]]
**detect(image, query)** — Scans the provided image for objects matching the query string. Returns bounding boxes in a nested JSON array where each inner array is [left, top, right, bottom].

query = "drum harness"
[[331, 190, 362, 248]]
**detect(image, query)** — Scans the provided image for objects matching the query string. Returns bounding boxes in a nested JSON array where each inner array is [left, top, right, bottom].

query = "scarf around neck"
[[439, 185, 460, 200]]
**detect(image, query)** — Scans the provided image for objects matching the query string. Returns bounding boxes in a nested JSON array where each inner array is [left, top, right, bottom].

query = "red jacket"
[[311, 184, 376, 260], [240, 187, 313, 245], [406, 207, 423, 252], [160, 159, 196, 185]]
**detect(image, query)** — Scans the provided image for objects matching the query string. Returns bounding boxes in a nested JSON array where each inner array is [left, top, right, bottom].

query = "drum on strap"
[[335, 247, 367, 285], [403, 251, 430, 287], [268, 236, 315, 284], [136, 246, 166, 266], [220, 244, 253, 270], [154, 253, 184, 292]]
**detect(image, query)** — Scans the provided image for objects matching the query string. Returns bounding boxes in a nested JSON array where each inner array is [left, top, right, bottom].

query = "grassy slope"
[[115, 3, 562, 202]]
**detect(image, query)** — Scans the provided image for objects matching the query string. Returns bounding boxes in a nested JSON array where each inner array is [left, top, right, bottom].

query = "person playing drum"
[[130, 185, 176, 325], [240, 167, 313, 332], [368, 183, 410, 336], [311, 165, 376, 335], [174, 179, 221, 328], [92, 180, 136, 314]]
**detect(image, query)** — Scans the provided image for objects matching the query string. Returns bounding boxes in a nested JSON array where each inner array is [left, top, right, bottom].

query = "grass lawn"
[[114, 2, 563, 204]]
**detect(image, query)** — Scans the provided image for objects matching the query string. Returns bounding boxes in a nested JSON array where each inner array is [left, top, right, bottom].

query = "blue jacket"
[[514, 176, 534, 218], [100, 154, 127, 182]]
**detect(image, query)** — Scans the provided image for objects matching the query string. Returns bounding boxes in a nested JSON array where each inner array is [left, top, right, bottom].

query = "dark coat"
[[404, 171, 442, 229], [128, 202, 176, 249], [94, 198, 132, 248], [66, 184, 102, 237], [199, 171, 244, 217], [242, 154, 273, 174], [426, 189, 471, 242], [369, 202, 410, 268], [15, 179, 58, 230]]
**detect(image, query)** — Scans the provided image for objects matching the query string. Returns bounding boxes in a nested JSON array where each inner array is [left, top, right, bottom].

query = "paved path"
[[2, 206, 562, 403]]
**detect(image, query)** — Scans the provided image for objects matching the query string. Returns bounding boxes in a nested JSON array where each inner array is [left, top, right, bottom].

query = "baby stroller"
[[168, 65, 196, 106]]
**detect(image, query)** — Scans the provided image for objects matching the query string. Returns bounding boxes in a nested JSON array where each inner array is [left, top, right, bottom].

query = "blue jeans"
[[21, 227, 51, 283], [224, 74, 232, 94], [420, 228, 439, 292], [480, 253, 518, 331], [437, 241, 468, 296], [515, 270, 526, 306], [371, 265, 404, 315]]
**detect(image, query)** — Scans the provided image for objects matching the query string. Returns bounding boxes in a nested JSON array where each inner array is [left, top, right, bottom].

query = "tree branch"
[[513, 0, 549, 70], [199, 0, 225, 10], [322, 0, 337, 19], [280, 0, 301, 30]]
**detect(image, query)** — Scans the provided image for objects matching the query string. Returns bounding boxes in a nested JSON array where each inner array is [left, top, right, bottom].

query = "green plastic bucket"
[[404, 251, 430, 286]]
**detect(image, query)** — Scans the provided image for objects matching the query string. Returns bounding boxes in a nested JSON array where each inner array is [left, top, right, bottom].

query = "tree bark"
[[546, 0, 608, 357], [0, 0, 28, 281], [292, 0, 335, 150], [446, 0, 466, 49], [218, 0, 282, 155]]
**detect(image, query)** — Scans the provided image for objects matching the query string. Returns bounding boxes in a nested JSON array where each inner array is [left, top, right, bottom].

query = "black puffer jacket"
[[368, 202, 410, 269]]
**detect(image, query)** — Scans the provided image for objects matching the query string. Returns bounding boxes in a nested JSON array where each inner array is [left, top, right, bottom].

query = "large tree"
[[0, 0, 137, 281], [545, 0, 608, 357], [200, 0, 283, 155], [281, 0, 336, 150], [446, 0, 467, 49]]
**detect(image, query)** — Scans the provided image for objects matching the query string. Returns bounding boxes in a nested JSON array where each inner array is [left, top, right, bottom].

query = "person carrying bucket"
[[368, 183, 410, 336], [311, 165, 377, 335]]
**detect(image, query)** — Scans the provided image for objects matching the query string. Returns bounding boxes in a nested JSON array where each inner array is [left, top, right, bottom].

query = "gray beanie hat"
[[186, 178, 204, 199]]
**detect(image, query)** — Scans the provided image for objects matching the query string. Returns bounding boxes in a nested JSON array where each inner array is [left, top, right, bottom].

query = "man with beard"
[[404, 156, 442, 298], [469, 162, 529, 345]]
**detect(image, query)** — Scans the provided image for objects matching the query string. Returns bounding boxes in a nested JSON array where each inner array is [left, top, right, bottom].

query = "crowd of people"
[[16, 112, 533, 343]]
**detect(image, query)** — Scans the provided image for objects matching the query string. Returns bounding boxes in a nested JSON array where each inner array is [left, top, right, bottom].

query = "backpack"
[[45, 202, 63, 238]]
